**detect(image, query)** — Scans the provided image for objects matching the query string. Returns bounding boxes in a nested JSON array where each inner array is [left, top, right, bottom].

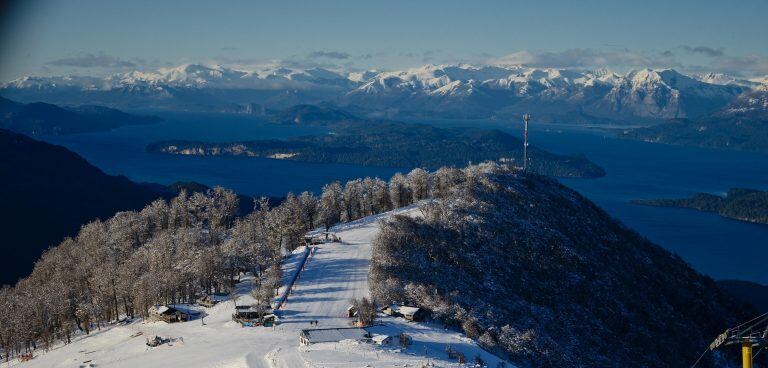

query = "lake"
[[41, 112, 403, 196], [40, 113, 768, 283]]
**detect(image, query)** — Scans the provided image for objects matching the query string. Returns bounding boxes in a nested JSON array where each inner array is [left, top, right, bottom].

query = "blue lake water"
[[41, 112, 402, 197], [421, 118, 768, 284], [40, 113, 768, 283]]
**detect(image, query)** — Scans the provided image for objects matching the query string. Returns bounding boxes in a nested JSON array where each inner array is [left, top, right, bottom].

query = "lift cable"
[[690, 347, 709, 368], [733, 312, 768, 330], [754, 346, 766, 360]]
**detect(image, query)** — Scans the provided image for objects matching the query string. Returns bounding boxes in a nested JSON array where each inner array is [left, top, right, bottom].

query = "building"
[[398, 306, 426, 321], [382, 304, 427, 322], [346, 305, 357, 318], [233, 305, 261, 320], [198, 293, 228, 308], [149, 306, 192, 323], [371, 334, 392, 346], [232, 304, 277, 327], [299, 327, 370, 345], [262, 313, 279, 327]]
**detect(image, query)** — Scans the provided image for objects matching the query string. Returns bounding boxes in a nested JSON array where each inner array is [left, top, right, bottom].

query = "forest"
[[633, 188, 768, 225], [0, 165, 448, 361], [369, 163, 757, 367], [619, 112, 768, 153], [2, 159, 758, 367]]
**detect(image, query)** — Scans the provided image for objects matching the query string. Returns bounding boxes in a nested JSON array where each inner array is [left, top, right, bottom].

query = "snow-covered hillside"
[[9, 206, 508, 368]]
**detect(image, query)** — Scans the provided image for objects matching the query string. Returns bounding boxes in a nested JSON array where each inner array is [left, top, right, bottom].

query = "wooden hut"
[[346, 305, 357, 318], [198, 293, 228, 308], [149, 306, 191, 323], [382, 304, 427, 322], [372, 334, 392, 346]]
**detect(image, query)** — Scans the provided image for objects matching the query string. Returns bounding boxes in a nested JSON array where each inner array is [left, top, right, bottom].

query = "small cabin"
[[398, 306, 426, 321], [262, 313, 279, 327], [198, 293, 228, 308], [149, 306, 191, 323], [232, 304, 275, 326], [382, 304, 427, 322], [346, 305, 357, 318], [382, 304, 397, 316], [371, 334, 392, 346], [233, 305, 261, 320]]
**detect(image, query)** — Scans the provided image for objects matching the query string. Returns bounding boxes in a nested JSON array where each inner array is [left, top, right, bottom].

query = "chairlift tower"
[[522, 114, 531, 171], [705, 312, 768, 368]]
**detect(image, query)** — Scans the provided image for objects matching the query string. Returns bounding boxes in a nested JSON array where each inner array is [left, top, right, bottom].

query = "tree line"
[[0, 166, 462, 361]]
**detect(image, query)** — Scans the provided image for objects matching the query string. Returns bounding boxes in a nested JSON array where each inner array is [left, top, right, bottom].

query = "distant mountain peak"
[[1, 62, 762, 121]]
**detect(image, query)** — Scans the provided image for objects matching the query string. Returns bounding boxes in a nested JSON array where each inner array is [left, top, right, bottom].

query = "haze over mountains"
[[3, 63, 766, 123]]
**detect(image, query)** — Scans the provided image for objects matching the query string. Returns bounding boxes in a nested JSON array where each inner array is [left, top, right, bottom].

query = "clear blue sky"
[[1, 0, 767, 80]]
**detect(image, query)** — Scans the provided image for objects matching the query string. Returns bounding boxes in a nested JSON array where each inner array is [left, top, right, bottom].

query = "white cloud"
[[488, 48, 680, 71], [711, 54, 768, 77], [46, 52, 137, 68]]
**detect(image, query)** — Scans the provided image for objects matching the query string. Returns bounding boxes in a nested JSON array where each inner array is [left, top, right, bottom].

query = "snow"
[[3, 63, 760, 116], [695, 72, 760, 87], [392, 305, 421, 316], [9, 205, 511, 368]]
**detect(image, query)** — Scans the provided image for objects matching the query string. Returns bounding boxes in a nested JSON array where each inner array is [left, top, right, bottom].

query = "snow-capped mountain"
[[3, 63, 358, 93], [339, 65, 748, 120], [722, 87, 768, 115], [695, 72, 761, 87], [1, 63, 765, 121], [0, 64, 357, 110], [595, 69, 745, 119]]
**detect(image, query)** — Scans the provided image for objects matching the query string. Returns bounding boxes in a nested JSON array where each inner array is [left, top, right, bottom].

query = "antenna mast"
[[522, 114, 531, 171]]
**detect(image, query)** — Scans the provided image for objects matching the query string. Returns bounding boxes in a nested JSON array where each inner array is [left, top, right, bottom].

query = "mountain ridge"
[[3, 63, 764, 122], [0, 96, 161, 135]]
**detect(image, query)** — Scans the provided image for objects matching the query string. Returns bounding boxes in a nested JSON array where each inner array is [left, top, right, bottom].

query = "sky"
[[1, 0, 767, 81]]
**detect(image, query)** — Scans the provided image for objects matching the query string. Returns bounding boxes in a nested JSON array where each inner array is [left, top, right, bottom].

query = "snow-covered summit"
[[695, 72, 760, 87], [3, 63, 356, 91], [1, 62, 762, 120]]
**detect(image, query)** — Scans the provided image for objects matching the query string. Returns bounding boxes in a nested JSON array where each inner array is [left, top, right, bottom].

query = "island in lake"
[[632, 188, 768, 225], [147, 106, 606, 178]]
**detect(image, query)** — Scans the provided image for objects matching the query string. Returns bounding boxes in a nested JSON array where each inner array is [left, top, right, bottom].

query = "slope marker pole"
[[522, 114, 531, 171]]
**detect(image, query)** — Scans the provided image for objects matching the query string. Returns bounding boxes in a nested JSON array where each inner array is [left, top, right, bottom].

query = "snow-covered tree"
[[406, 168, 430, 202], [298, 191, 319, 230], [319, 181, 343, 230], [431, 167, 465, 198], [388, 173, 412, 208], [371, 177, 392, 213], [343, 179, 364, 221]]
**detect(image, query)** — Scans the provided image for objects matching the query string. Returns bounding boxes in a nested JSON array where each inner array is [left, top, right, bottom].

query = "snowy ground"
[[8, 206, 509, 368]]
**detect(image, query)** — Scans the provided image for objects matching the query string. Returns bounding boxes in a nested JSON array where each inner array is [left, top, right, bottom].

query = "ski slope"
[[9, 206, 509, 368]]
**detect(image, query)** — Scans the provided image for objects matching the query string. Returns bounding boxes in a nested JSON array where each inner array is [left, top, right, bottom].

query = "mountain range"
[[619, 86, 768, 152], [3, 63, 766, 123]]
